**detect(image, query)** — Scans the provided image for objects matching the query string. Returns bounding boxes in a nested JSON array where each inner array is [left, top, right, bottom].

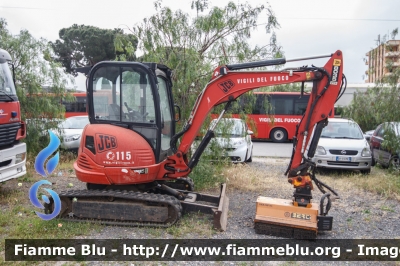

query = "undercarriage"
[[45, 179, 229, 231]]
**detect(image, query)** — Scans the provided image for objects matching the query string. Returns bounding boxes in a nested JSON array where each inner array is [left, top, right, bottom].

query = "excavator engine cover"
[[254, 196, 320, 239]]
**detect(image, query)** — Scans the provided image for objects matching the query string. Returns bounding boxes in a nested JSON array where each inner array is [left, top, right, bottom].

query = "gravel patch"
[[78, 157, 400, 265]]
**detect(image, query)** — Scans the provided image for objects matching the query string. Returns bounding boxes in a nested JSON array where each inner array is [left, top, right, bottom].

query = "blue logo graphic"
[[29, 130, 62, 220], [34, 130, 60, 177], [29, 180, 61, 220]]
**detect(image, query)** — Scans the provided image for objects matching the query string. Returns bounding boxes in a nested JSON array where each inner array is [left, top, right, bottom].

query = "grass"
[[166, 213, 216, 237], [219, 161, 400, 201], [381, 205, 395, 212], [363, 209, 371, 214], [0, 153, 101, 263], [189, 159, 229, 191], [351, 168, 400, 199], [222, 163, 288, 193], [315, 167, 400, 200], [144, 213, 217, 238], [0, 194, 100, 265]]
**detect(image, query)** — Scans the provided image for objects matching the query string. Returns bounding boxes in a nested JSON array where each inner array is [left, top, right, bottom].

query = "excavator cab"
[[74, 61, 181, 186], [87, 62, 175, 164]]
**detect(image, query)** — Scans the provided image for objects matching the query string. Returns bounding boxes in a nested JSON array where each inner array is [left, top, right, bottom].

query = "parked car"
[[196, 118, 253, 163], [312, 118, 372, 174], [52, 116, 90, 151], [363, 129, 375, 142], [369, 122, 400, 170]]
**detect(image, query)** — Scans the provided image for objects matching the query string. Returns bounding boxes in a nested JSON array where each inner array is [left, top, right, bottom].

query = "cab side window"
[[158, 77, 173, 151]]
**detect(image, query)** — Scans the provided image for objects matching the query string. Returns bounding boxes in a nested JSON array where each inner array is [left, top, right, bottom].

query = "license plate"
[[336, 156, 351, 162]]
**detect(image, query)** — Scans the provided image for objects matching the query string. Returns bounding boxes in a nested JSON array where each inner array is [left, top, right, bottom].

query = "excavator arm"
[[162, 50, 343, 180], [161, 50, 344, 238]]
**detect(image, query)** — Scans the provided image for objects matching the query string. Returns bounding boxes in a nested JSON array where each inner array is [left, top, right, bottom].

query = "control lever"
[[124, 102, 132, 112], [124, 102, 149, 121]]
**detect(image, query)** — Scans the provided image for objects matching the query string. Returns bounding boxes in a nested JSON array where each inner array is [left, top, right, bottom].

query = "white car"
[[312, 118, 372, 174], [207, 118, 254, 163], [52, 116, 90, 151]]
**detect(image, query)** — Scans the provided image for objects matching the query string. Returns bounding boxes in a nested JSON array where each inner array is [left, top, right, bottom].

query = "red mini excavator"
[[47, 50, 344, 238]]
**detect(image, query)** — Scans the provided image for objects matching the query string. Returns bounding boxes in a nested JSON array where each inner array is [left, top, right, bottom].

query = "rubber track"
[[254, 222, 317, 240], [53, 189, 182, 228]]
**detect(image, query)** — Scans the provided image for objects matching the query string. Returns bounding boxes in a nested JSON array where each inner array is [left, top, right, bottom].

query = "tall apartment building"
[[365, 40, 400, 83]]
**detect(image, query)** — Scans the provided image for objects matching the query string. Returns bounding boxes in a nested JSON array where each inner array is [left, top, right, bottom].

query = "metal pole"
[[286, 54, 333, 63], [225, 53, 334, 70]]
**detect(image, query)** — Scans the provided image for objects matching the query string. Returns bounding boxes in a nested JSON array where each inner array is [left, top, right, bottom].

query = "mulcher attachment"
[[254, 196, 332, 239], [254, 222, 318, 239]]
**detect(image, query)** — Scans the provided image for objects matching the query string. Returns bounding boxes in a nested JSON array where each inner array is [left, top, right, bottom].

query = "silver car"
[[312, 118, 372, 174], [53, 116, 90, 151]]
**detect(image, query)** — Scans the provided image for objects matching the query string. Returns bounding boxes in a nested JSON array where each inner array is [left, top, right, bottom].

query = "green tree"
[[344, 28, 400, 171], [51, 24, 138, 76], [0, 18, 72, 155], [124, 1, 282, 182], [129, 0, 281, 122]]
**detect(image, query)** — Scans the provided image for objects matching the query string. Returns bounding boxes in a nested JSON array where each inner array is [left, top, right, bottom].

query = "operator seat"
[[108, 104, 120, 120]]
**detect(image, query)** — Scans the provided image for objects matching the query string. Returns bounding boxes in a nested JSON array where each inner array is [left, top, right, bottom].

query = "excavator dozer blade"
[[180, 183, 229, 231], [254, 196, 319, 239]]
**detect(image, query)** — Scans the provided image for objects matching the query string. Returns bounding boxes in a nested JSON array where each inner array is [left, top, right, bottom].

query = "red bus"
[[68, 91, 334, 142], [228, 92, 334, 142], [63, 92, 87, 118], [63, 90, 117, 118]]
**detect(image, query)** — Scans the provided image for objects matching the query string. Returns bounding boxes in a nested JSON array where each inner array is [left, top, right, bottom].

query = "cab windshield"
[[320, 121, 364, 139], [0, 62, 16, 100], [211, 119, 245, 137], [59, 116, 90, 129], [92, 66, 156, 124]]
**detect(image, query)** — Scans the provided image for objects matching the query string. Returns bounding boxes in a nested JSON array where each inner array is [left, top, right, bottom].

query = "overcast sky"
[[1, 0, 399, 89]]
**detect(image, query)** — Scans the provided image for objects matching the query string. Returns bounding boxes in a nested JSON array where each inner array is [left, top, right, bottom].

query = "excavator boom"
[[162, 51, 344, 238], [162, 51, 343, 179]]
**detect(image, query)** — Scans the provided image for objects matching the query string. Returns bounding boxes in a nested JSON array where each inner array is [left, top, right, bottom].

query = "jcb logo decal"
[[218, 79, 235, 93], [96, 134, 117, 152]]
